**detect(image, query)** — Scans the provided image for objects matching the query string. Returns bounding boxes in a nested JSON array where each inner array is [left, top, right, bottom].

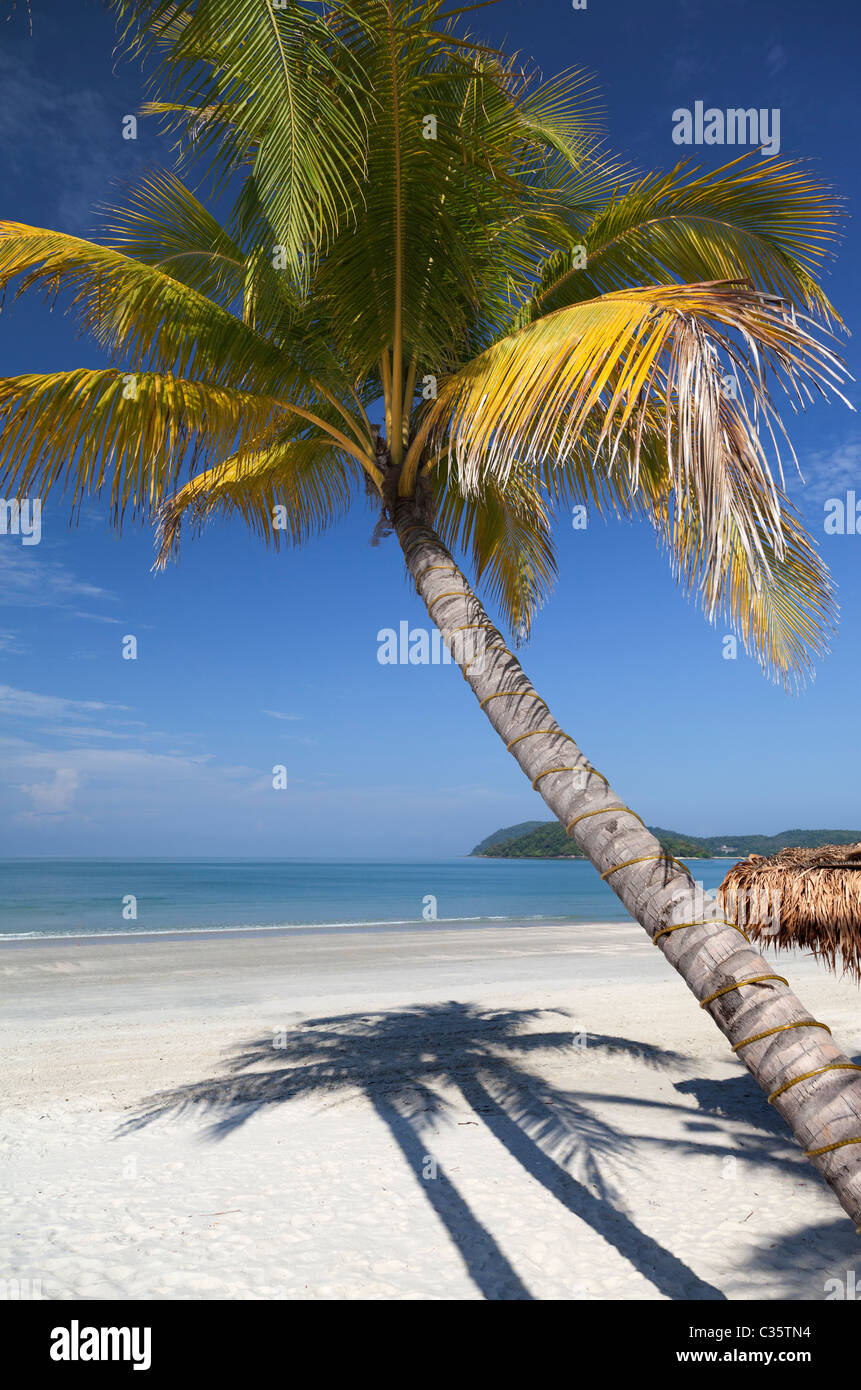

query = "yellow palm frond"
[[432, 463, 557, 639], [534, 406, 671, 521], [0, 369, 299, 522], [0, 221, 296, 392], [156, 432, 363, 566], [657, 475, 836, 688], [408, 281, 848, 587]]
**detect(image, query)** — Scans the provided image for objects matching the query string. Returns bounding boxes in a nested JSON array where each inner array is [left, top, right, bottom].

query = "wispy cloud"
[[3, 738, 261, 827], [0, 683, 208, 767], [35, 726, 138, 742], [791, 437, 861, 502], [670, 0, 708, 83], [0, 48, 147, 232], [73, 611, 123, 625], [0, 684, 129, 723], [766, 43, 787, 77], [0, 546, 113, 610], [263, 709, 304, 721]]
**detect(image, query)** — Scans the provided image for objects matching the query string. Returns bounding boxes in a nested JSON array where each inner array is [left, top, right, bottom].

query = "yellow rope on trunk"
[[653, 919, 750, 946], [699, 974, 788, 1009], [566, 806, 645, 834], [805, 1135, 861, 1158], [480, 690, 546, 710], [427, 590, 468, 617], [732, 1019, 832, 1053], [768, 1063, 861, 1105], [505, 728, 557, 751], [414, 564, 458, 582], [601, 854, 691, 882]]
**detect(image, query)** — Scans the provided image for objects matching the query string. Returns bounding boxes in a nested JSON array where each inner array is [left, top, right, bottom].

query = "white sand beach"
[[1, 919, 860, 1302]]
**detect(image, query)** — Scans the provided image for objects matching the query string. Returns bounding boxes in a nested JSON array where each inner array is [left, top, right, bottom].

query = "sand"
[[1, 918, 860, 1301]]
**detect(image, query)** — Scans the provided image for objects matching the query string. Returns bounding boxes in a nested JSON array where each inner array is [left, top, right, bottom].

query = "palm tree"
[[2, 0, 860, 1228]]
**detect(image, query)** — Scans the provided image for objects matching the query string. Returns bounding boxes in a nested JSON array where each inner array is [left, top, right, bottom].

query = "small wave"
[[0, 914, 573, 943]]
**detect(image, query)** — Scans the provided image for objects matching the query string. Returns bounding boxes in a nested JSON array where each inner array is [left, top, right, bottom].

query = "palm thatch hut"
[[720, 843, 861, 981]]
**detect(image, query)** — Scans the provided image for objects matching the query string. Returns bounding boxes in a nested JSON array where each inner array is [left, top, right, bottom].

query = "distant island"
[[471, 823, 861, 861]]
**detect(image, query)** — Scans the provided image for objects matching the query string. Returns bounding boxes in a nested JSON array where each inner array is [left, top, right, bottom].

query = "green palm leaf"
[[515, 154, 842, 329], [0, 221, 295, 389], [114, 0, 369, 277]]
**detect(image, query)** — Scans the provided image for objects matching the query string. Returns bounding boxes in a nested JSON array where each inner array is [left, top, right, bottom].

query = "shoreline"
[[0, 913, 612, 947]]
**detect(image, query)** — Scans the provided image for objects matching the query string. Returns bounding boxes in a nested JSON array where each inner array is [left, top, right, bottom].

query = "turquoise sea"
[[0, 857, 733, 940]]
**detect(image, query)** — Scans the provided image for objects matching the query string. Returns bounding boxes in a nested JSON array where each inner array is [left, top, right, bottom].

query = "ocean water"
[[0, 858, 734, 941]]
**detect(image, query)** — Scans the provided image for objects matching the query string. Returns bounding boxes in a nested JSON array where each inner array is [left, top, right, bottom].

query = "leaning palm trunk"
[[396, 508, 861, 1229]]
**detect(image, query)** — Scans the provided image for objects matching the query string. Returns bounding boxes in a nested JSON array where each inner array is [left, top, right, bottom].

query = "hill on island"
[[471, 824, 861, 860]]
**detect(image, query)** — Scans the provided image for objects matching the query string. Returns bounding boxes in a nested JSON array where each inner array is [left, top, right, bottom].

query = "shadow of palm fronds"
[[121, 1000, 724, 1300]]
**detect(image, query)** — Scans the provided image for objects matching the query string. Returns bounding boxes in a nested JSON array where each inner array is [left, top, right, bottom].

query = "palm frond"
[[657, 475, 836, 688], [316, 23, 624, 386], [113, 0, 369, 277], [0, 369, 300, 522], [432, 463, 557, 638], [0, 221, 301, 392], [99, 169, 249, 310], [514, 155, 842, 329], [99, 169, 329, 348], [156, 431, 362, 565], [410, 281, 849, 593]]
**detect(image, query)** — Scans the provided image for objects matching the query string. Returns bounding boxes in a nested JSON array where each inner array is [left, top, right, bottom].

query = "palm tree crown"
[[0, 0, 849, 683]]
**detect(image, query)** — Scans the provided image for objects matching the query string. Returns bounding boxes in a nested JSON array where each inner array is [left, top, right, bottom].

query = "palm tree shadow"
[[675, 1051, 861, 1151], [121, 1000, 726, 1300], [674, 1075, 789, 1137], [738, 1218, 860, 1299]]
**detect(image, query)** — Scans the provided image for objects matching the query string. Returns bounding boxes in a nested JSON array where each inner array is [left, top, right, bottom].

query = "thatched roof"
[[720, 843, 861, 981]]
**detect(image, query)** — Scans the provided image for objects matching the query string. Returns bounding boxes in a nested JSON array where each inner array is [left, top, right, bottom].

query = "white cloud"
[[263, 709, 304, 721], [792, 438, 861, 501], [3, 739, 261, 828], [0, 547, 112, 609], [0, 684, 128, 723], [35, 726, 134, 741], [19, 767, 81, 815]]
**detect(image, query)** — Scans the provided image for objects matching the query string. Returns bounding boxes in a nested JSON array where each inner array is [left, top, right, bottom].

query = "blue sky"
[[0, 0, 859, 858]]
